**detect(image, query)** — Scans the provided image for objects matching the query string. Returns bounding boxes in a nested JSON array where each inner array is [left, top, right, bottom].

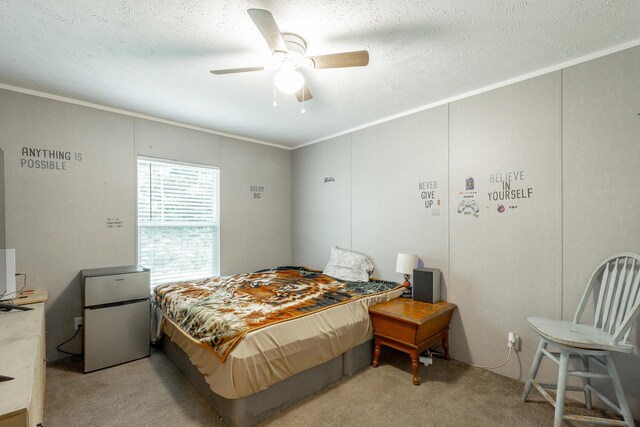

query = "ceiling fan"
[[210, 9, 370, 103]]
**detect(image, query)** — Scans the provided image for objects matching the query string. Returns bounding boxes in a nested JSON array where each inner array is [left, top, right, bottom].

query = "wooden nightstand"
[[369, 299, 456, 385]]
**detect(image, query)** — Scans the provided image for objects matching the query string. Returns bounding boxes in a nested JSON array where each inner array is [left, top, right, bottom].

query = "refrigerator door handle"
[[85, 297, 149, 310]]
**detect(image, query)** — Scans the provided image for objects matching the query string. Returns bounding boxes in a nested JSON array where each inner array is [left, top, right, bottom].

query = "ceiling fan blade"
[[247, 9, 288, 54], [309, 50, 369, 69], [210, 66, 264, 75], [295, 85, 313, 102]]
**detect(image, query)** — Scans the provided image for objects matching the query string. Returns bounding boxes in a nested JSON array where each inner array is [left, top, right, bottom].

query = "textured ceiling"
[[0, 1, 638, 147]]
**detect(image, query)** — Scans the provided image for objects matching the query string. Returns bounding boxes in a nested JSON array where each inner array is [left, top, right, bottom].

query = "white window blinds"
[[137, 157, 219, 285]]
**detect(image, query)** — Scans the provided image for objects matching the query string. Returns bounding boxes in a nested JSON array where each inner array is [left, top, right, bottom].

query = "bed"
[[152, 264, 402, 427]]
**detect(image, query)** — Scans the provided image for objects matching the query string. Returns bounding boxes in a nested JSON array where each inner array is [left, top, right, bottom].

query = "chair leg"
[[579, 355, 592, 410], [604, 355, 635, 427], [554, 349, 569, 427], [522, 338, 547, 402]]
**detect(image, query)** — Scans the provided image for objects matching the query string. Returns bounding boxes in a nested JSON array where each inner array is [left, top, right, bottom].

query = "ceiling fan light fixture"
[[274, 68, 304, 94], [210, 9, 369, 103]]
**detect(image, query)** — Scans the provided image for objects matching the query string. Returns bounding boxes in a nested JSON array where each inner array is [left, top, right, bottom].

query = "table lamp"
[[396, 253, 418, 288]]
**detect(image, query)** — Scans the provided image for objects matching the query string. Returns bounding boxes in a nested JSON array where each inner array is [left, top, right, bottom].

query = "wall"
[[350, 107, 449, 291], [292, 106, 449, 281], [292, 135, 351, 268], [0, 89, 291, 360], [562, 47, 640, 412], [448, 71, 562, 381], [291, 45, 640, 418], [220, 136, 291, 275], [0, 149, 5, 248], [1, 91, 135, 360]]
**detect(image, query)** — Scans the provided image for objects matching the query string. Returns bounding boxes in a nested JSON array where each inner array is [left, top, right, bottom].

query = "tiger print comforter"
[[153, 266, 400, 362]]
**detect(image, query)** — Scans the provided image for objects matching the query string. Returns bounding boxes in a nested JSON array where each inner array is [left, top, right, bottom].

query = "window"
[[137, 157, 219, 285]]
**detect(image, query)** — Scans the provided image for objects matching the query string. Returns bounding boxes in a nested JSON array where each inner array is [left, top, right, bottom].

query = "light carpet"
[[44, 347, 629, 426]]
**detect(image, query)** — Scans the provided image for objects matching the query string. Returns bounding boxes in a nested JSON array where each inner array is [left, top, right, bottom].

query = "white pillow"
[[323, 246, 374, 282]]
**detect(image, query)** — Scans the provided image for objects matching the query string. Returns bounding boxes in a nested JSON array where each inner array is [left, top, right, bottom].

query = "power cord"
[[15, 273, 27, 292], [56, 325, 83, 356], [0, 273, 27, 301], [456, 346, 513, 370]]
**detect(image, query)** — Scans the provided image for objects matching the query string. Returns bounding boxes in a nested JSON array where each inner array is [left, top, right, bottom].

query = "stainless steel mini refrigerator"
[[82, 265, 150, 373]]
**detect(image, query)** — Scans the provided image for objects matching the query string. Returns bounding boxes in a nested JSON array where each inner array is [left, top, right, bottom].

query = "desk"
[[369, 299, 456, 385], [12, 290, 48, 307], [0, 302, 46, 427]]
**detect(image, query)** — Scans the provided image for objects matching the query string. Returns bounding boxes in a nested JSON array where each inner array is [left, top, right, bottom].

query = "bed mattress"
[[161, 286, 402, 399]]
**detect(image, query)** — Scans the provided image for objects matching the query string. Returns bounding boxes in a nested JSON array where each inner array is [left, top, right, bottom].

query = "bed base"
[[161, 336, 373, 427]]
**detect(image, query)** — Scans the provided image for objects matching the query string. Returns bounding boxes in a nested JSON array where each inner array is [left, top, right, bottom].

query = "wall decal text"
[[20, 147, 83, 171], [487, 170, 534, 213], [106, 217, 123, 228], [418, 180, 441, 216], [250, 185, 264, 199]]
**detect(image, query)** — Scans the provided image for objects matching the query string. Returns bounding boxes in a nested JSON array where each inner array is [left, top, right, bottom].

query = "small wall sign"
[[106, 217, 123, 228], [250, 185, 264, 199], [457, 176, 479, 217], [324, 177, 335, 183]]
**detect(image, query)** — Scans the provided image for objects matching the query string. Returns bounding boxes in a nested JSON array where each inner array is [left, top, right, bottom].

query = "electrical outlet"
[[507, 332, 520, 351], [74, 316, 83, 330]]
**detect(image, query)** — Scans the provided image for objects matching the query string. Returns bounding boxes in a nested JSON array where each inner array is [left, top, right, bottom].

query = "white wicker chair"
[[523, 253, 640, 427]]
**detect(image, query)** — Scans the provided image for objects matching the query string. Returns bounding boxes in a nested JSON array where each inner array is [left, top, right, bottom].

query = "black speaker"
[[412, 268, 440, 303]]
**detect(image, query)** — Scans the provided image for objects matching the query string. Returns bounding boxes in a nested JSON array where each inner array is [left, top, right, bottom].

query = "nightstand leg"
[[372, 337, 381, 368], [443, 329, 450, 360], [410, 350, 420, 385]]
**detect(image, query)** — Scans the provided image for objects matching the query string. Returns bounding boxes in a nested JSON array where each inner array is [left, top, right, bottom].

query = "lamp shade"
[[396, 253, 418, 275]]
